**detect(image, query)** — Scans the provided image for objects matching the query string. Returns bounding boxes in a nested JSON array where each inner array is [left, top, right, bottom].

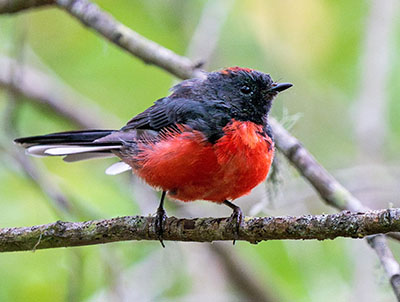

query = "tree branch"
[[367, 235, 400, 298], [2, 208, 400, 252], [0, 0, 52, 14], [269, 119, 365, 212], [54, 0, 204, 80]]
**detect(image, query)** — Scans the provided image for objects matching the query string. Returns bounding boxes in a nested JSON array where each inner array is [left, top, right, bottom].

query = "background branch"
[[0, 0, 52, 14], [55, 0, 204, 80], [269, 119, 365, 212], [0, 56, 115, 128]]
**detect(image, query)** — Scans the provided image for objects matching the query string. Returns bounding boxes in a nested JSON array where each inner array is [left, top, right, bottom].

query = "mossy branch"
[[2, 208, 400, 252]]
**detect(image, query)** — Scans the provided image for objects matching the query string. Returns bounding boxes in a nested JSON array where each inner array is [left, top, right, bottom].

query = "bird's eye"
[[240, 85, 252, 95]]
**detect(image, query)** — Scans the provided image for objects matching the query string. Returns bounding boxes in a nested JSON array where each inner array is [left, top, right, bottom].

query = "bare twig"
[[2, 208, 400, 252]]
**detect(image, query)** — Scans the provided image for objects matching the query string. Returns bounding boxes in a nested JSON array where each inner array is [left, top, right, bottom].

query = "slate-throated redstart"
[[15, 67, 292, 245]]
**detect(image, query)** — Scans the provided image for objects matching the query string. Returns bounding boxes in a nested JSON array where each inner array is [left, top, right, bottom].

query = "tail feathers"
[[43, 145, 121, 156], [26, 145, 69, 157], [105, 161, 132, 175], [15, 129, 122, 159], [25, 144, 121, 160], [14, 130, 115, 147], [15, 129, 133, 175]]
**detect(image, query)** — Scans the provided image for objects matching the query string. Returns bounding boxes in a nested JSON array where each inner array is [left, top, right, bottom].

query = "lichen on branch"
[[2, 208, 400, 252]]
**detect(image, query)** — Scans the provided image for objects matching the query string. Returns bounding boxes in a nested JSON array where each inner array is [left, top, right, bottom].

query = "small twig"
[[32, 232, 43, 252], [2, 208, 400, 252]]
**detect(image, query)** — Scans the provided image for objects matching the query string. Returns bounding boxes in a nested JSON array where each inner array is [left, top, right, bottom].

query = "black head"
[[207, 67, 292, 124], [171, 67, 292, 125]]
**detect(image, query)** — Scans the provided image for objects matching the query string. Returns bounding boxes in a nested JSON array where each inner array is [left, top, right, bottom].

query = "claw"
[[154, 191, 167, 248], [223, 200, 243, 244], [155, 206, 167, 248]]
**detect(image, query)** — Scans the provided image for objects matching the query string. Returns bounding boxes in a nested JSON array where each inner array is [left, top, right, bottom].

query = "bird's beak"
[[268, 83, 293, 93]]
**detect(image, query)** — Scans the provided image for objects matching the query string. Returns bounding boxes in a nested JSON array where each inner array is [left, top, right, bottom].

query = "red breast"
[[131, 120, 274, 203]]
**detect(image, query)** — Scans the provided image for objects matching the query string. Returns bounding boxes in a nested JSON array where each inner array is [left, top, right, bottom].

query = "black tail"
[[14, 129, 125, 163], [15, 129, 138, 174], [14, 130, 115, 147]]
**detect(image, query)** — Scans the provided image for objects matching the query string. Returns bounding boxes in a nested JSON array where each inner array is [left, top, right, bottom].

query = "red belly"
[[133, 120, 274, 203]]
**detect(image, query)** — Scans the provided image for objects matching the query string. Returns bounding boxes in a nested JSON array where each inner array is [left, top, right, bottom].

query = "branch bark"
[[0, 0, 52, 13], [2, 208, 400, 252]]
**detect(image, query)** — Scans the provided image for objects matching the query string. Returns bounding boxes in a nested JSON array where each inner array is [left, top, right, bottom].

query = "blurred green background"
[[0, 0, 399, 301]]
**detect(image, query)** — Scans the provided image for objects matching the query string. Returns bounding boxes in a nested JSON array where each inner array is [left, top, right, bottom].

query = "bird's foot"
[[155, 206, 167, 248], [224, 201, 243, 245]]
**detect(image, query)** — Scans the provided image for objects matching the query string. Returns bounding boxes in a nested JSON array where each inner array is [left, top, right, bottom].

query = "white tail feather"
[[26, 145, 67, 157], [106, 161, 132, 175], [44, 145, 121, 155]]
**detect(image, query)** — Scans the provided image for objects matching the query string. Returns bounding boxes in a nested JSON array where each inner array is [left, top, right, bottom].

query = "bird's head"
[[208, 67, 292, 123], [170, 67, 292, 125]]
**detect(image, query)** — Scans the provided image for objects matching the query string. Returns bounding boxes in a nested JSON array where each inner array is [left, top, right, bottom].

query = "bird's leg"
[[223, 200, 243, 244], [155, 191, 167, 248]]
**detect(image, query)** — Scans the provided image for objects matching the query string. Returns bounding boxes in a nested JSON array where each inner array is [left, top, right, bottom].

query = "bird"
[[15, 67, 292, 246]]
